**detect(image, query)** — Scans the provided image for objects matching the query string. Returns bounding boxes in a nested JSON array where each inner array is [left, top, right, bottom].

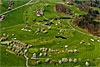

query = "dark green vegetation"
[[73, 1, 100, 37], [0, 0, 100, 67]]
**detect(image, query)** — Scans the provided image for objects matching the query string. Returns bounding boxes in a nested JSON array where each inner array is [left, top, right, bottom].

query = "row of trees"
[[73, 12, 100, 37], [77, 2, 100, 16], [61, 0, 100, 36], [55, 3, 71, 14]]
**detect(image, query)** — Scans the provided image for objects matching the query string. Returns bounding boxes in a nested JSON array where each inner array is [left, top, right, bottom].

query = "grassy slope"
[[0, 0, 29, 13], [0, 45, 26, 66], [0, 0, 29, 66], [68, 5, 86, 16], [22, 1, 100, 66], [1, 20, 99, 66], [24, 1, 72, 24], [0, 0, 100, 66], [0, 5, 30, 29]]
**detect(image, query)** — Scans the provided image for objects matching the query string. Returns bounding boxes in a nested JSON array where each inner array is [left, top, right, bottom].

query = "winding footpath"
[[24, 54, 29, 67]]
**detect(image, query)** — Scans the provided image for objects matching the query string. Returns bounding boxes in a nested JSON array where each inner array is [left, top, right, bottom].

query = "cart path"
[[67, 21, 100, 38], [0, 24, 25, 30], [24, 54, 29, 67], [0, 0, 33, 15]]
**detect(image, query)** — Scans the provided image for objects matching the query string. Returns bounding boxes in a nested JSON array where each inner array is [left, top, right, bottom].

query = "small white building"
[[97, 40, 100, 42], [85, 61, 89, 66], [69, 58, 73, 62], [88, 43, 91, 46], [36, 9, 43, 16], [90, 39, 94, 42], [73, 58, 77, 63], [33, 53, 36, 58], [39, 53, 43, 56], [59, 60, 62, 64], [45, 58, 50, 62], [74, 49, 78, 53], [62, 58, 68, 62], [65, 45, 68, 48]]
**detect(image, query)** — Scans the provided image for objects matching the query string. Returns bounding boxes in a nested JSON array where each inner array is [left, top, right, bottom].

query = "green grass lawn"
[[0, 0, 29, 13], [0, 45, 26, 66], [0, 0, 100, 67], [0, 19, 99, 66], [68, 5, 86, 16], [0, 6, 30, 29]]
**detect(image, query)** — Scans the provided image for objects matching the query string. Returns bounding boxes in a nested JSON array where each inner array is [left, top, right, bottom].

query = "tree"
[[55, 3, 67, 13], [62, 0, 66, 2], [95, 0, 99, 3]]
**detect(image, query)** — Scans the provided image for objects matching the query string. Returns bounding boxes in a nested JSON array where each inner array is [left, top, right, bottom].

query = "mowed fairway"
[[0, 0, 100, 67], [0, 0, 29, 13], [0, 6, 30, 29], [0, 45, 26, 66]]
